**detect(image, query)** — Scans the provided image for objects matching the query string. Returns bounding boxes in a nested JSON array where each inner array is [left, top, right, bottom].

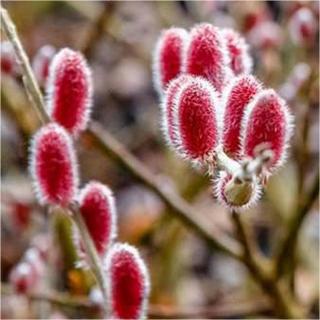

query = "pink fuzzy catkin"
[[160, 74, 194, 147], [222, 75, 262, 159], [105, 243, 150, 320], [78, 181, 117, 257], [29, 123, 79, 206], [153, 28, 189, 94], [46, 48, 92, 136], [222, 28, 253, 76], [241, 89, 293, 171], [185, 23, 231, 92], [172, 77, 220, 163]]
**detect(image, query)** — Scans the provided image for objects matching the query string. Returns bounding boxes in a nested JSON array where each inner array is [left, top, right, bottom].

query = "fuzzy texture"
[[46, 48, 93, 136], [221, 28, 253, 76], [241, 89, 294, 172], [222, 75, 262, 159], [214, 172, 262, 210], [9, 262, 36, 294], [172, 77, 220, 163], [105, 243, 150, 320], [185, 23, 231, 92], [32, 45, 56, 86], [153, 28, 189, 95], [78, 181, 117, 257], [160, 74, 194, 147], [289, 7, 317, 46], [29, 123, 79, 206]]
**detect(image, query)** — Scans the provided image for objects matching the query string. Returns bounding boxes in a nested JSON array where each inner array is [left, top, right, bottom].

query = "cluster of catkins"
[[153, 23, 294, 209], [23, 48, 150, 319]]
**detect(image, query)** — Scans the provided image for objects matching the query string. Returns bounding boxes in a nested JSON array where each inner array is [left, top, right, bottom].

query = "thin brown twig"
[[0, 8, 49, 124], [1, 283, 271, 318], [231, 211, 304, 318], [81, 1, 114, 58], [275, 171, 319, 279]]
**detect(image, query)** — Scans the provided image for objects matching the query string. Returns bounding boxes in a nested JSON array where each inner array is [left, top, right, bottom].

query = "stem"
[[1, 283, 272, 318], [231, 211, 304, 318], [69, 204, 109, 313], [275, 171, 319, 279], [214, 146, 241, 175], [0, 7, 49, 124]]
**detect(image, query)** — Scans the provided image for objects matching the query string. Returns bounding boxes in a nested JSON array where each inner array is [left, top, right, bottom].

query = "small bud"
[[153, 28, 189, 94], [241, 89, 294, 171], [78, 181, 117, 257], [46, 48, 93, 136], [1, 41, 18, 75], [172, 77, 220, 164], [32, 45, 56, 86], [185, 23, 231, 92], [9, 262, 36, 294], [222, 75, 262, 159], [29, 123, 79, 206], [289, 7, 317, 46], [160, 74, 194, 147], [214, 172, 262, 209], [105, 243, 150, 320], [221, 29, 253, 75]]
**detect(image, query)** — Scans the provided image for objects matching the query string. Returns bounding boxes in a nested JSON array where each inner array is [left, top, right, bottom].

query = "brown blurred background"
[[1, 1, 319, 319]]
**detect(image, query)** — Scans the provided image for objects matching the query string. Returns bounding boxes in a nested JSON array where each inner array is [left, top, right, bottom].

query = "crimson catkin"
[[77, 181, 117, 257], [153, 27, 189, 94], [241, 89, 293, 171], [46, 48, 93, 136], [29, 123, 79, 206], [185, 23, 231, 92], [105, 243, 150, 320]]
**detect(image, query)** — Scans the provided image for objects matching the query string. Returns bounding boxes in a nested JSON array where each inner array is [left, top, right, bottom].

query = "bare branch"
[[275, 171, 319, 278]]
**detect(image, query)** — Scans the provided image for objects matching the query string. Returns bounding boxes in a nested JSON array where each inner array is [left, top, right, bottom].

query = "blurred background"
[[1, 1, 319, 319]]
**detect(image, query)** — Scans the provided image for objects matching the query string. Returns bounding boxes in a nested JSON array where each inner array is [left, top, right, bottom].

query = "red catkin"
[[105, 243, 150, 320], [172, 77, 220, 163], [221, 28, 253, 76], [241, 89, 293, 171], [78, 181, 117, 257], [153, 28, 189, 94], [46, 48, 93, 136], [29, 123, 79, 206], [161, 74, 194, 147], [222, 75, 262, 159], [185, 23, 231, 92]]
